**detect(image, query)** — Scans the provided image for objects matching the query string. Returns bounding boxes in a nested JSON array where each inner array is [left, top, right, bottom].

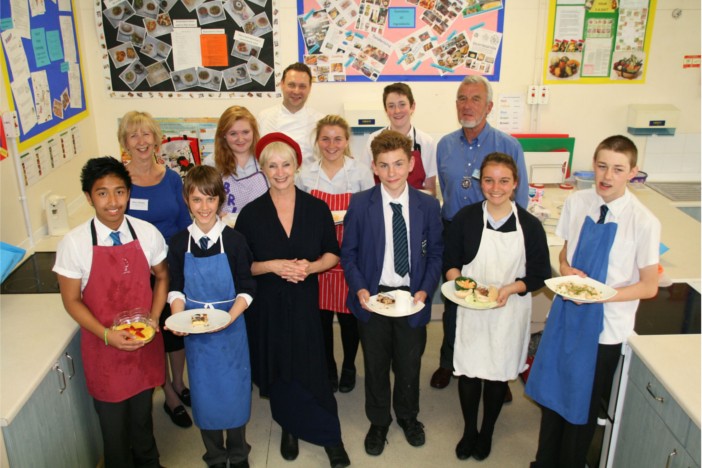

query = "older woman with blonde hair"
[[119, 110, 193, 429], [206, 105, 267, 216], [236, 133, 350, 468]]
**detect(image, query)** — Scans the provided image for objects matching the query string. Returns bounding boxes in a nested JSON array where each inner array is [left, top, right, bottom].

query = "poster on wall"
[[0, 0, 88, 151], [544, 0, 656, 84], [95, 0, 280, 98], [297, 0, 506, 82]]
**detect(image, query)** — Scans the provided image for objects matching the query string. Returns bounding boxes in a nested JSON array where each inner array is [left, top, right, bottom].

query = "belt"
[[378, 285, 410, 293]]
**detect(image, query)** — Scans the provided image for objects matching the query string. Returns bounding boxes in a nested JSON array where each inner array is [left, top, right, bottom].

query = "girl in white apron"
[[296, 115, 374, 393], [213, 106, 269, 218], [443, 153, 551, 462]]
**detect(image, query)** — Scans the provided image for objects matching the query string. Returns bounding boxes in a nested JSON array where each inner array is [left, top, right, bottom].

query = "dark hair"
[[593, 135, 638, 168], [81, 156, 132, 193], [480, 152, 519, 185], [382, 82, 415, 109], [282, 62, 312, 83], [182, 165, 225, 211], [370, 129, 412, 162]]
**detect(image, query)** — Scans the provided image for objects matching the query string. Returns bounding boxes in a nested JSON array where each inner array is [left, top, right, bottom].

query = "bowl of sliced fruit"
[[113, 309, 156, 343]]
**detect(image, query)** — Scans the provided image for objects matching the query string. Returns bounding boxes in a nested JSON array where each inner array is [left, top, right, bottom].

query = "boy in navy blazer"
[[341, 130, 443, 456]]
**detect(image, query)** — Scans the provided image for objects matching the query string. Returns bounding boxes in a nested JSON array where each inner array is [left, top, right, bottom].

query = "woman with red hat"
[[235, 133, 351, 468]]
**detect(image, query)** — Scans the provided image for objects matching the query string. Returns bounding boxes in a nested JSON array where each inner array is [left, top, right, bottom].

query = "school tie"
[[391, 203, 409, 277], [109, 231, 122, 246], [597, 205, 609, 224], [199, 236, 209, 251]]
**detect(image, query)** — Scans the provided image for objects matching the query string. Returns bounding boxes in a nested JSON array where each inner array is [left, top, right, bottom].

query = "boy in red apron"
[[526, 135, 661, 467], [54, 157, 168, 468]]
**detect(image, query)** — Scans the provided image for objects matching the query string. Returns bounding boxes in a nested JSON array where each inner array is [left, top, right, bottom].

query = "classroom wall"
[[1, 0, 700, 248]]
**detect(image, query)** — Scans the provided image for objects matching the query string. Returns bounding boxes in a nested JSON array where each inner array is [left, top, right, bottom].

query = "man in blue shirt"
[[431, 75, 529, 391]]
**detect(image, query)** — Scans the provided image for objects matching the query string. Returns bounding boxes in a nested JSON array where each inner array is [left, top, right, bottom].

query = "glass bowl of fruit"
[[112, 309, 156, 343]]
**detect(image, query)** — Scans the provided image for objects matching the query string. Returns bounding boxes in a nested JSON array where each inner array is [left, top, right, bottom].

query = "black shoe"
[[176, 387, 191, 407], [430, 367, 453, 389], [163, 402, 192, 428], [338, 368, 356, 393], [364, 424, 389, 456], [472, 432, 492, 461], [229, 459, 249, 468], [455, 434, 477, 460], [280, 430, 299, 461], [397, 418, 425, 447], [324, 444, 350, 468]]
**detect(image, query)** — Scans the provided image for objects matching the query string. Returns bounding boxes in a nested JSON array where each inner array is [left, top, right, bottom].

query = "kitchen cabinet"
[[2, 332, 102, 468], [614, 351, 700, 468]]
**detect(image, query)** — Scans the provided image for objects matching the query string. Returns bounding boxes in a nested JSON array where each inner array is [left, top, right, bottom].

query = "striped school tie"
[[391, 202, 409, 277], [597, 205, 608, 224], [199, 236, 209, 251], [110, 231, 122, 246]]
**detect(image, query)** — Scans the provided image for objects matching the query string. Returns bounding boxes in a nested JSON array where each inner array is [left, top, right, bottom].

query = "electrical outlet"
[[527, 85, 538, 105], [41, 191, 53, 210], [538, 85, 550, 104]]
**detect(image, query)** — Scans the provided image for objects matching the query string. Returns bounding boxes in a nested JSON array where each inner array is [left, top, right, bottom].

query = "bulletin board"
[[0, 0, 88, 151], [296, 0, 506, 83], [543, 0, 657, 84], [95, 0, 280, 98]]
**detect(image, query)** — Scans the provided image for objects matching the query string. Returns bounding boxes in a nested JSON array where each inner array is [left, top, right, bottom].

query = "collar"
[[188, 218, 225, 243], [380, 182, 410, 207], [598, 189, 631, 220], [94, 216, 129, 244], [280, 104, 306, 116], [238, 154, 257, 172], [460, 121, 492, 146]]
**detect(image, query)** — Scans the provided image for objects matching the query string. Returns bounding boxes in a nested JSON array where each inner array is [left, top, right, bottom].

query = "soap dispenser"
[[46, 194, 69, 236]]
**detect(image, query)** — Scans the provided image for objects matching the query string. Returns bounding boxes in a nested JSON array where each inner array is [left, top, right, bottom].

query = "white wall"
[[1, 0, 700, 247]]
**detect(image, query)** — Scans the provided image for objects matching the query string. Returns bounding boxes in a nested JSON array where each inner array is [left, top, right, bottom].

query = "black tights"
[[458, 376, 508, 442], [320, 310, 360, 378]]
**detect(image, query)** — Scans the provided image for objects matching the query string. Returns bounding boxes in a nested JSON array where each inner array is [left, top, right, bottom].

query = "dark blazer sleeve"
[[167, 229, 188, 295], [224, 227, 256, 299], [340, 189, 373, 322], [516, 207, 551, 293]]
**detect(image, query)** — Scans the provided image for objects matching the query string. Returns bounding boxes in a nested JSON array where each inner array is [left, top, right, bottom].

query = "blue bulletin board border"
[[296, 0, 504, 82], [0, 0, 88, 151]]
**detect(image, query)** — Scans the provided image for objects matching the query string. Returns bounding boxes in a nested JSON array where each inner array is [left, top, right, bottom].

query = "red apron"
[[311, 165, 353, 313], [81, 220, 165, 402], [373, 129, 426, 189]]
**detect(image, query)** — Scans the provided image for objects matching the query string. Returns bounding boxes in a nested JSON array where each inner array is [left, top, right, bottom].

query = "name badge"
[[130, 198, 149, 211], [471, 168, 481, 179]]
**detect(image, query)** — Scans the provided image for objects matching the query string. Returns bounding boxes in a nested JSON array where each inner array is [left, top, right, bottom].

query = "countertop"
[[541, 184, 701, 284], [627, 334, 701, 428]]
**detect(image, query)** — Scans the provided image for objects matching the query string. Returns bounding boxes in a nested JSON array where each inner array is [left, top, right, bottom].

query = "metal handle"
[[646, 382, 665, 403], [65, 352, 75, 379], [54, 364, 66, 394], [664, 448, 677, 468]]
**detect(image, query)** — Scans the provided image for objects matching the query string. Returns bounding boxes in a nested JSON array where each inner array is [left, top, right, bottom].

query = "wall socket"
[[527, 85, 538, 105], [538, 85, 550, 104]]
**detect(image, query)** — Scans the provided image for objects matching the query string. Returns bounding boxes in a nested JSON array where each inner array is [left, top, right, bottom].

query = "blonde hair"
[[259, 141, 299, 171], [117, 111, 163, 155], [314, 115, 352, 160], [214, 106, 260, 177]]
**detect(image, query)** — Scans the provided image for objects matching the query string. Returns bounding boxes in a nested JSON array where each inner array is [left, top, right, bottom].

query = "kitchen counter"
[[542, 184, 701, 284], [627, 334, 701, 427]]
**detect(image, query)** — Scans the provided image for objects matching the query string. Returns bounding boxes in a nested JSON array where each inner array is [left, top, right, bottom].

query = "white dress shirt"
[[378, 183, 411, 288]]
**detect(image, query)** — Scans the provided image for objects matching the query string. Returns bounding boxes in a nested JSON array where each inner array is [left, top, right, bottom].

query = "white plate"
[[440, 280, 498, 310], [545, 275, 617, 303], [165, 308, 230, 334], [331, 210, 346, 224], [366, 292, 424, 317]]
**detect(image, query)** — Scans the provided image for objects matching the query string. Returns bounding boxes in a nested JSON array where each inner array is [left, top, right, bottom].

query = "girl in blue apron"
[[212, 106, 269, 221], [526, 135, 661, 468], [167, 166, 257, 468]]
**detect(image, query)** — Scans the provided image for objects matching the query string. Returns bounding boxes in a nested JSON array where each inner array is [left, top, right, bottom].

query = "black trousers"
[[320, 309, 360, 377], [358, 311, 427, 426], [200, 425, 250, 466], [439, 218, 456, 370], [93, 388, 159, 468], [532, 343, 622, 468]]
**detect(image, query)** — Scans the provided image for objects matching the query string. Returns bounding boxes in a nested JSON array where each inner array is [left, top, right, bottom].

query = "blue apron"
[[184, 234, 251, 430], [525, 217, 617, 424]]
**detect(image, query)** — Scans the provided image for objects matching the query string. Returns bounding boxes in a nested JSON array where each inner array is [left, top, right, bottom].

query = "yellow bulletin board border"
[[1, 0, 90, 152], [543, 0, 657, 85]]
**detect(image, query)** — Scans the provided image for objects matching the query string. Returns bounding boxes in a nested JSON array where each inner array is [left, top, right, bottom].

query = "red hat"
[[255, 132, 303, 167]]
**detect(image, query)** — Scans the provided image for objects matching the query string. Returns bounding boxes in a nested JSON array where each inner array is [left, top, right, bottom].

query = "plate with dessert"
[[441, 277, 499, 310], [366, 291, 424, 317], [165, 308, 231, 334]]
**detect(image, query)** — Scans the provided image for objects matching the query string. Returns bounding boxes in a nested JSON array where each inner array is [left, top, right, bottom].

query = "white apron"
[[453, 201, 532, 381]]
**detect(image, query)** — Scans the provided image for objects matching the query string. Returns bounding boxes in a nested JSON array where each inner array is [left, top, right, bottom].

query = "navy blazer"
[[341, 185, 444, 328]]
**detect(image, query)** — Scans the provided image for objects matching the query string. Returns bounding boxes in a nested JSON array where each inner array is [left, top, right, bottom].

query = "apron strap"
[[90, 218, 139, 246], [187, 230, 225, 254]]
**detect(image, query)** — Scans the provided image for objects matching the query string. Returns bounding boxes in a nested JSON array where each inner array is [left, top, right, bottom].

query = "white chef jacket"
[[258, 104, 324, 166]]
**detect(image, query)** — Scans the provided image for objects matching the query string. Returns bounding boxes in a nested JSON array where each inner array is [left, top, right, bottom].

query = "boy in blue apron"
[[526, 135, 661, 467], [166, 165, 256, 468]]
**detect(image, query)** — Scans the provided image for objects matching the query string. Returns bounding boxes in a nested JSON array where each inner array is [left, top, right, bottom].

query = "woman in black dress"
[[235, 133, 350, 468]]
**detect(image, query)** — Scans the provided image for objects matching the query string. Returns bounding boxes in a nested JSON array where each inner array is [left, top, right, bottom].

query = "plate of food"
[[331, 210, 346, 224], [441, 278, 499, 310], [165, 308, 231, 334], [366, 291, 424, 317], [545, 275, 616, 303]]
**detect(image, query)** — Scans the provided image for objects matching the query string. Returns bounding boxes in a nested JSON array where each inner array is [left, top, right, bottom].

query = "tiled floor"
[[153, 321, 543, 467]]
